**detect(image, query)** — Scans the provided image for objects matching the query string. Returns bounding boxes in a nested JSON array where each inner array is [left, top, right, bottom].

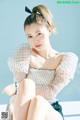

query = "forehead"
[[25, 23, 48, 35]]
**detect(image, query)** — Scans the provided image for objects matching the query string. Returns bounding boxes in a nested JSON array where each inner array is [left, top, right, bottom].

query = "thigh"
[[45, 101, 63, 120], [28, 95, 63, 120]]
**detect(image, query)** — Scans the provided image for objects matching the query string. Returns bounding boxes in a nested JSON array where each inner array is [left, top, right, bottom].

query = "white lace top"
[[8, 42, 78, 103]]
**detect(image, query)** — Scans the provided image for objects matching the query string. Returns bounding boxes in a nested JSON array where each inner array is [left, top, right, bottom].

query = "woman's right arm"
[[3, 43, 31, 96], [2, 71, 26, 96]]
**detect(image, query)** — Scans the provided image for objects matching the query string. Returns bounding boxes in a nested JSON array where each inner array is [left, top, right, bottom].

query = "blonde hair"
[[24, 5, 56, 33]]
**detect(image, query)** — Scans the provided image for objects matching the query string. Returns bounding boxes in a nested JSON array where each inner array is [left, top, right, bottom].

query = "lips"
[[35, 44, 41, 47]]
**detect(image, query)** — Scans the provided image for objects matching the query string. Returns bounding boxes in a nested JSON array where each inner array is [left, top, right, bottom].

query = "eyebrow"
[[26, 30, 41, 36]]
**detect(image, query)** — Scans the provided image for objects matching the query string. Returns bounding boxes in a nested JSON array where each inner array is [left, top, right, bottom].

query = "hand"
[[2, 83, 16, 96]]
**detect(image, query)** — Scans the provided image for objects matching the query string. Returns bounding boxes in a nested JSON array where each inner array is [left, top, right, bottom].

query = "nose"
[[34, 36, 39, 43]]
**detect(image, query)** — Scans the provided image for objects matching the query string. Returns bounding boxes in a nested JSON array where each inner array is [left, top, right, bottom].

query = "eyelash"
[[27, 33, 42, 39], [27, 36, 32, 39], [37, 33, 41, 36]]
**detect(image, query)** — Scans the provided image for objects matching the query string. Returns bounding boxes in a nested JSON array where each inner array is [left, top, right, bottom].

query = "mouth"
[[35, 44, 42, 48]]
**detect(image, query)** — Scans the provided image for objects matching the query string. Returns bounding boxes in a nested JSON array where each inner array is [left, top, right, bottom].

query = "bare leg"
[[13, 79, 62, 120], [27, 96, 45, 120], [13, 78, 35, 120], [27, 95, 63, 120]]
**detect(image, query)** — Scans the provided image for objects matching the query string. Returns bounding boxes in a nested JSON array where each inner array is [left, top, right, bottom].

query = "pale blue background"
[[0, 0, 80, 104]]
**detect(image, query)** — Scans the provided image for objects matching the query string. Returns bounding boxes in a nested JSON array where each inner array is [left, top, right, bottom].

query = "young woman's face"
[[24, 23, 51, 51]]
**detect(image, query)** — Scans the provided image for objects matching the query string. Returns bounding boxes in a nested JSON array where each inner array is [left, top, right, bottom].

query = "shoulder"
[[55, 52, 78, 79], [55, 52, 78, 70], [50, 52, 78, 70], [61, 52, 78, 63], [56, 52, 78, 62], [8, 42, 31, 72], [56, 52, 78, 72]]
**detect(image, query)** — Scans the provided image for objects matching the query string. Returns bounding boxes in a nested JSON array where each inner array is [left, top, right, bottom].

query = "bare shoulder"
[[53, 52, 65, 69], [54, 52, 79, 68], [55, 52, 64, 59], [56, 52, 78, 62]]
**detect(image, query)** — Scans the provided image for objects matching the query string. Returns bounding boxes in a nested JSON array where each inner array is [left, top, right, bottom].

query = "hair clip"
[[36, 11, 40, 15], [25, 6, 32, 14]]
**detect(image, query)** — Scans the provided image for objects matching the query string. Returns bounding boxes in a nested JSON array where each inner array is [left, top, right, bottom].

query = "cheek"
[[28, 40, 34, 47], [40, 35, 46, 41], [41, 35, 48, 43]]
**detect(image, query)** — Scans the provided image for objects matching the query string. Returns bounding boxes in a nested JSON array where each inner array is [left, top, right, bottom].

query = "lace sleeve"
[[8, 42, 31, 83], [36, 52, 78, 100]]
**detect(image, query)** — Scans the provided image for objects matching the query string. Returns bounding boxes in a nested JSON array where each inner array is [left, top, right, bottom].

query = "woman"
[[3, 5, 78, 120]]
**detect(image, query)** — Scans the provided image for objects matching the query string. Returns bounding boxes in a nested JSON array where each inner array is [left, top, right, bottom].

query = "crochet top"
[[8, 42, 78, 104]]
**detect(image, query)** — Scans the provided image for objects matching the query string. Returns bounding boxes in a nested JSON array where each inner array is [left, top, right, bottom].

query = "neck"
[[33, 45, 56, 60]]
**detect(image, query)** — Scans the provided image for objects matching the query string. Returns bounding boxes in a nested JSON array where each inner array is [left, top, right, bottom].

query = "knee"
[[22, 78, 35, 87], [19, 78, 35, 92], [35, 95, 45, 102], [31, 95, 45, 108]]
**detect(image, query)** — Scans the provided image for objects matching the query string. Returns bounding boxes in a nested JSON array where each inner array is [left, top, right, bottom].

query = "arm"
[[36, 52, 78, 100], [2, 71, 26, 96], [3, 43, 31, 96], [2, 83, 16, 96]]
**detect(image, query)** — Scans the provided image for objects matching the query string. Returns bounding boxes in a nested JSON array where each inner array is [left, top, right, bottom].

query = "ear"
[[48, 27, 52, 36]]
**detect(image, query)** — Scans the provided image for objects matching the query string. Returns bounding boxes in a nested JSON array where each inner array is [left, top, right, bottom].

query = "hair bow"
[[25, 6, 32, 14]]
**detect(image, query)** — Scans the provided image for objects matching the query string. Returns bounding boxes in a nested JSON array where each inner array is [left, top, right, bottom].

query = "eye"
[[37, 33, 42, 36], [27, 36, 32, 39]]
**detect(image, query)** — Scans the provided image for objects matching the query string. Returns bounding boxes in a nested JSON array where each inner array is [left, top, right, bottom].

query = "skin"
[[25, 23, 56, 60], [4, 23, 64, 120], [25, 23, 64, 70]]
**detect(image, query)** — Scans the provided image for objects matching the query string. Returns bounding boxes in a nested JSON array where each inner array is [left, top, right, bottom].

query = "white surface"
[[0, 104, 7, 111], [65, 116, 80, 120], [60, 101, 80, 115]]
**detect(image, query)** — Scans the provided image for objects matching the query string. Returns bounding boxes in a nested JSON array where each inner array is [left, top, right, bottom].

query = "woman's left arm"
[[36, 52, 78, 100]]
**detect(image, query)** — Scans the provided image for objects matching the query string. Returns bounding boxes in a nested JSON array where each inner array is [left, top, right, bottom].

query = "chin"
[[32, 47, 44, 52], [35, 47, 45, 51]]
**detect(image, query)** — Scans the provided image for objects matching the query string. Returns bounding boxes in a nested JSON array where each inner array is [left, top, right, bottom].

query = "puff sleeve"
[[8, 42, 31, 83], [36, 52, 78, 100]]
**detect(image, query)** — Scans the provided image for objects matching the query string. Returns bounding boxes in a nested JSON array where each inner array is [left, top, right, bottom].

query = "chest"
[[30, 54, 63, 70], [28, 68, 55, 85]]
